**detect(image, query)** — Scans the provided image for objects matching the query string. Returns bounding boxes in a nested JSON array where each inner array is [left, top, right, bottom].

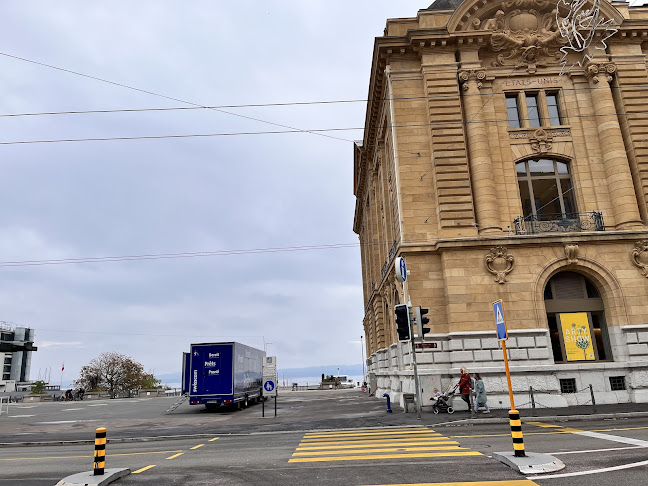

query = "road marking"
[[365, 482, 540, 486], [133, 465, 156, 474], [0, 450, 182, 461], [551, 445, 645, 455], [209, 437, 219, 442], [299, 436, 449, 446], [35, 420, 98, 425], [293, 446, 468, 455], [297, 440, 460, 450], [291, 427, 481, 463], [8, 415, 35, 418], [61, 408, 83, 411], [289, 451, 482, 462], [87, 404, 108, 407], [528, 458, 648, 479], [526, 422, 564, 428], [190, 444, 205, 450], [12, 406, 36, 409], [165, 453, 184, 460], [574, 430, 648, 447], [305, 430, 437, 439]]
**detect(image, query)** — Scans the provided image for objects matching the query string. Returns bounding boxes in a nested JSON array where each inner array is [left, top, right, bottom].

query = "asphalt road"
[[1, 389, 648, 485]]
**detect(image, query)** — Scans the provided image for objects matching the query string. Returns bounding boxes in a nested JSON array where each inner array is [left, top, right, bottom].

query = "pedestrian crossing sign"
[[493, 299, 508, 341]]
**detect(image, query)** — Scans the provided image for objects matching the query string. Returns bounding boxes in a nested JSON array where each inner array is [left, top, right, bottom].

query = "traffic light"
[[394, 304, 410, 341], [415, 306, 430, 337]]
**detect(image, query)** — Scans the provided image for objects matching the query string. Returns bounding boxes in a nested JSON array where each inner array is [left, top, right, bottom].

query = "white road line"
[[552, 445, 646, 455], [528, 458, 648, 479], [35, 419, 98, 425], [87, 404, 108, 407], [576, 431, 648, 447], [9, 415, 35, 418], [61, 408, 83, 411], [12, 406, 37, 409]]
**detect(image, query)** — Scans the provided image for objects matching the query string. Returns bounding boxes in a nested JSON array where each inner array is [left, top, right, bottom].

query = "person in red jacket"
[[458, 368, 472, 409]]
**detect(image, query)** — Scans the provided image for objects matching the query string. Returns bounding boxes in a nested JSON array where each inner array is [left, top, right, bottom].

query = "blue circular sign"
[[396, 257, 407, 282], [264, 380, 275, 392]]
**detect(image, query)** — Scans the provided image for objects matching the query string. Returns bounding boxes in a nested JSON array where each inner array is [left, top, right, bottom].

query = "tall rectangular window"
[[546, 93, 562, 126], [525, 93, 542, 127], [506, 95, 521, 129]]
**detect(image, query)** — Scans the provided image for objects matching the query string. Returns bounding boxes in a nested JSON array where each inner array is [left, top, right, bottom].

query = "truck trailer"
[[182, 342, 265, 409]]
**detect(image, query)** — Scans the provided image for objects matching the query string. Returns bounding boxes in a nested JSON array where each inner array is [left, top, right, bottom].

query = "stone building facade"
[[353, 0, 648, 409]]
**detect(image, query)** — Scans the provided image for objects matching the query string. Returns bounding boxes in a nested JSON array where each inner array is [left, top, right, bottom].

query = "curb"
[[2, 410, 647, 448]]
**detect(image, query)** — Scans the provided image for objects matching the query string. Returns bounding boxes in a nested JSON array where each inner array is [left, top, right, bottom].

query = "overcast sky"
[[0, 1, 430, 383]]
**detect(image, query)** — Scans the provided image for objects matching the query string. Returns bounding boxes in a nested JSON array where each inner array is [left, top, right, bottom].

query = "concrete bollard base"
[[493, 451, 565, 474], [55, 468, 130, 486]]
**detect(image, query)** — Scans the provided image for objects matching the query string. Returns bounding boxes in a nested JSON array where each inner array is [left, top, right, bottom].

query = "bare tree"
[[75, 352, 155, 397]]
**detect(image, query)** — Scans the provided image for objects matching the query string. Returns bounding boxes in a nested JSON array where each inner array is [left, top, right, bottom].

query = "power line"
[[4, 83, 648, 119], [0, 243, 361, 268], [0, 51, 353, 143], [7, 108, 647, 145]]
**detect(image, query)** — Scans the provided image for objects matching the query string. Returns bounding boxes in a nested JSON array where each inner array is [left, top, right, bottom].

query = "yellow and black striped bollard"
[[509, 409, 525, 457], [93, 427, 107, 475]]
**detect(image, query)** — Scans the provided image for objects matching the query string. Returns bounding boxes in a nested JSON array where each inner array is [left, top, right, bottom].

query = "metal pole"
[[590, 384, 597, 414], [408, 309, 422, 420], [530, 386, 536, 416], [274, 396, 277, 417], [262, 395, 265, 417], [501, 340, 515, 410]]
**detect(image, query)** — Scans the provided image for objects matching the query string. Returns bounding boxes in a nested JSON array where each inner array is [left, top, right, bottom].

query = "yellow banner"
[[560, 313, 595, 361]]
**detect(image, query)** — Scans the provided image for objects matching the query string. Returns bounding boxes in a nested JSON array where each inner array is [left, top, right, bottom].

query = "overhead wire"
[[0, 51, 353, 143]]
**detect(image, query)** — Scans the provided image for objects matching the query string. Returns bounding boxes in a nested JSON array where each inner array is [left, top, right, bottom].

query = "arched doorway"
[[544, 271, 612, 363]]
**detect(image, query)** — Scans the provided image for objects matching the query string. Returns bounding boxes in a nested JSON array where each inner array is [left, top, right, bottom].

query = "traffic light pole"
[[408, 309, 422, 420]]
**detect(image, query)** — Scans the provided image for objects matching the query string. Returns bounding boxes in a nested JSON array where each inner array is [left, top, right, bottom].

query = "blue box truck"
[[182, 342, 265, 409]]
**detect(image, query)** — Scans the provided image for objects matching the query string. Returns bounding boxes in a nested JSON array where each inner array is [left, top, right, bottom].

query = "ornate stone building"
[[353, 0, 648, 408]]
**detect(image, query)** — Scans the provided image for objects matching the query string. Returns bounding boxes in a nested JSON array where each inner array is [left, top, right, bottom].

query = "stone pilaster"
[[586, 62, 643, 229], [459, 69, 502, 235]]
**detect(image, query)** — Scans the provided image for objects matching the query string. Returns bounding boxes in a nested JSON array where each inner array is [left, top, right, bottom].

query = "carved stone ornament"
[[485, 247, 515, 284], [529, 128, 553, 154], [564, 243, 579, 264], [478, 0, 567, 73], [631, 240, 648, 278], [458, 69, 487, 90], [585, 62, 617, 84]]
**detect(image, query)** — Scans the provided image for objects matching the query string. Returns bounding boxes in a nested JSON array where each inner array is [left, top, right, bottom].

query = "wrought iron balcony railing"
[[513, 212, 604, 235]]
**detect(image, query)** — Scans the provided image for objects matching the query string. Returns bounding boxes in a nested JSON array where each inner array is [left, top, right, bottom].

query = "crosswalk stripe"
[[293, 446, 467, 455], [288, 451, 482, 462], [304, 430, 439, 439], [297, 441, 460, 450], [291, 426, 481, 464], [302, 434, 447, 442], [304, 427, 426, 437]]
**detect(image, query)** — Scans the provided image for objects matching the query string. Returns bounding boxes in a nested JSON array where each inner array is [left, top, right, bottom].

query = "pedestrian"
[[458, 368, 472, 410], [473, 373, 490, 413]]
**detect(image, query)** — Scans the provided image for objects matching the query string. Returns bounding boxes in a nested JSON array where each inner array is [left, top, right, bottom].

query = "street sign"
[[263, 380, 275, 393], [493, 299, 508, 341], [395, 257, 407, 283]]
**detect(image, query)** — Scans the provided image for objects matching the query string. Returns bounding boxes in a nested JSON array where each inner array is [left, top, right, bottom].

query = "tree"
[[31, 380, 46, 394], [75, 352, 159, 398]]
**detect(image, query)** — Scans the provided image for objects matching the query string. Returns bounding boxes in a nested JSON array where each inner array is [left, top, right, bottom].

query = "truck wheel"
[[243, 395, 249, 408]]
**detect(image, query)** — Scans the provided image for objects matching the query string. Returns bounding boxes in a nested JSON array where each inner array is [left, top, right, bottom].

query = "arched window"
[[544, 271, 612, 363], [516, 158, 576, 221]]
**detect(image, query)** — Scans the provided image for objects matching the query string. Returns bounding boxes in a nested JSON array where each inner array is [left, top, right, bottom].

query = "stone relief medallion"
[[478, 0, 567, 72], [631, 240, 648, 278], [530, 128, 553, 154], [485, 247, 515, 284]]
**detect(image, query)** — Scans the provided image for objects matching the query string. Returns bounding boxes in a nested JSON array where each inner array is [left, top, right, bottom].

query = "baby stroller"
[[430, 383, 458, 414]]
